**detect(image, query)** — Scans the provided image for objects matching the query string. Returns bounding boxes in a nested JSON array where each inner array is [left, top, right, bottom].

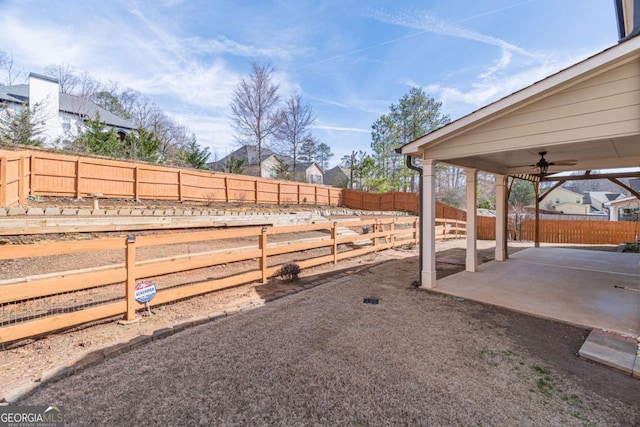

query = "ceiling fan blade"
[[548, 160, 578, 166]]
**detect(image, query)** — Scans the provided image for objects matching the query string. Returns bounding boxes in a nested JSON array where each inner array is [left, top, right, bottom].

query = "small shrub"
[[277, 262, 301, 282]]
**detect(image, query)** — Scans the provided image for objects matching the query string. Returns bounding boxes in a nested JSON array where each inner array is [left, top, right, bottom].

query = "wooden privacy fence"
[[342, 189, 469, 217], [520, 219, 640, 244], [0, 149, 342, 207], [0, 148, 457, 215], [476, 217, 640, 244]]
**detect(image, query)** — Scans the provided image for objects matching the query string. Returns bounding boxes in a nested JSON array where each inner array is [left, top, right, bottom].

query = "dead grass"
[[20, 254, 639, 426]]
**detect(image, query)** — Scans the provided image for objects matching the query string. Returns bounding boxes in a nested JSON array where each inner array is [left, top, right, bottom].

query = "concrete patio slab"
[[434, 247, 640, 336], [578, 329, 638, 375]]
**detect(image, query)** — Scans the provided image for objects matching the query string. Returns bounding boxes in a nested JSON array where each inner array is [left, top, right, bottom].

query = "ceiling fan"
[[521, 151, 577, 176]]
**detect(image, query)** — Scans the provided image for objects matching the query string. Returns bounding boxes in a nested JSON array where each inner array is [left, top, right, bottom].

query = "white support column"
[[421, 159, 437, 288], [465, 168, 478, 272], [495, 174, 507, 261]]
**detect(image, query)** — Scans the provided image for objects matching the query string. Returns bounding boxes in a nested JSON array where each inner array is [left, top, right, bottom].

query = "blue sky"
[[0, 0, 619, 167]]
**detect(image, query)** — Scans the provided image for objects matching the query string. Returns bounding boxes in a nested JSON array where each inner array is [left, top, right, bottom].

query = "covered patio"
[[400, 19, 640, 337], [436, 246, 640, 336]]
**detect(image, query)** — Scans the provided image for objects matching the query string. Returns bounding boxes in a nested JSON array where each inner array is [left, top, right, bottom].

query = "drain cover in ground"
[[363, 298, 379, 304]]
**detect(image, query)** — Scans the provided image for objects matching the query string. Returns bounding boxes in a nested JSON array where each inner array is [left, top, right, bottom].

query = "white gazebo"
[[401, 26, 640, 289]]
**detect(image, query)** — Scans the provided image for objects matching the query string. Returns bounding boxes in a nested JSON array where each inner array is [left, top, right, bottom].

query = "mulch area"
[[19, 253, 640, 426]]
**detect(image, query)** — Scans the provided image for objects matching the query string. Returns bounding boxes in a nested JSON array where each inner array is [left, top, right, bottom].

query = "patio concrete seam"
[[515, 259, 640, 278]]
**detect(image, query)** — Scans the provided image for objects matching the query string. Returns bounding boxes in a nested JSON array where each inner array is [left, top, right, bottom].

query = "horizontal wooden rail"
[[266, 222, 332, 235], [0, 301, 126, 343], [149, 271, 263, 307], [0, 218, 427, 343], [266, 239, 333, 257], [136, 249, 262, 279], [0, 266, 126, 304], [136, 227, 263, 247], [0, 237, 124, 260]]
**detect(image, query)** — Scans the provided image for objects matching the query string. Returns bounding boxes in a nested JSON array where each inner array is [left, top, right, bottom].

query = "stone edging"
[[0, 206, 413, 217]]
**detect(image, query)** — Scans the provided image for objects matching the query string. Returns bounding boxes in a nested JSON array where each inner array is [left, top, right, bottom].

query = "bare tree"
[[230, 61, 280, 172], [0, 51, 23, 85], [44, 64, 79, 94], [273, 94, 314, 180]]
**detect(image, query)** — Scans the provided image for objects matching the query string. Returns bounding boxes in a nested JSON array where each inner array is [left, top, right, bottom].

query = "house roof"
[[292, 162, 322, 172], [561, 186, 582, 195], [587, 191, 623, 204], [400, 35, 640, 177], [209, 145, 280, 169], [324, 166, 349, 187], [606, 195, 639, 206], [0, 83, 134, 130], [210, 145, 324, 174]]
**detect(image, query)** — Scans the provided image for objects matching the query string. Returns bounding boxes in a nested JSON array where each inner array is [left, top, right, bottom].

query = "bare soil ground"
[[21, 196, 350, 213], [18, 245, 640, 426], [0, 238, 503, 401]]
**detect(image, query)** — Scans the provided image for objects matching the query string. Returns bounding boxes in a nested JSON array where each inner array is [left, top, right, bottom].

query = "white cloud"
[[0, 16, 89, 67], [378, 7, 597, 121], [0, 1, 306, 152], [187, 36, 310, 60], [364, 8, 541, 59], [419, 56, 581, 119], [313, 125, 370, 133]]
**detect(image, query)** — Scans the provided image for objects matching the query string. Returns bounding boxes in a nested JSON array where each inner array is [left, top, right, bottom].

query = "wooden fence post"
[[75, 159, 82, 198], [390, 220, 396, 247], [0, 157, 7, 207], [297, 184, 301, 204], [277, 182, 281, 205], [134, 166, 139, 200], [18, 156, 25, 205], [373, 221, 379, 250], [255, 180, 259, 204], [332, 222, 338, 264], [178, 170, 183, 201], [314, 186, 318, 205], [259, 226, 268, 284], [29, 155, 35, 197], [125, 235, 137, 321], [224, 176, 230, 202]]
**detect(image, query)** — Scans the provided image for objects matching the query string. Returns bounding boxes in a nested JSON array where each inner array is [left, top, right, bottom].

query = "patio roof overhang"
[[401, 35, 640, 178], [401, 34, 640, 289]]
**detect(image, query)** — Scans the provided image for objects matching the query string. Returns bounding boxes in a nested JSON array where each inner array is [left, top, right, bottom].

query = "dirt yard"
[[16, 243, 640, 426]]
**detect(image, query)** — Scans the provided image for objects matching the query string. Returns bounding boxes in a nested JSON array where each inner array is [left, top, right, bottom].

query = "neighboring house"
[[0, 72, 134, 144], [605, 196, 640, 221], [584, 191, 624, 212], [293, 162, 323, 184], [209, 145, 280, 178], [541, 186, 589, 214], [209, 144, 324, 184], [324, 166, 350, 188]]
